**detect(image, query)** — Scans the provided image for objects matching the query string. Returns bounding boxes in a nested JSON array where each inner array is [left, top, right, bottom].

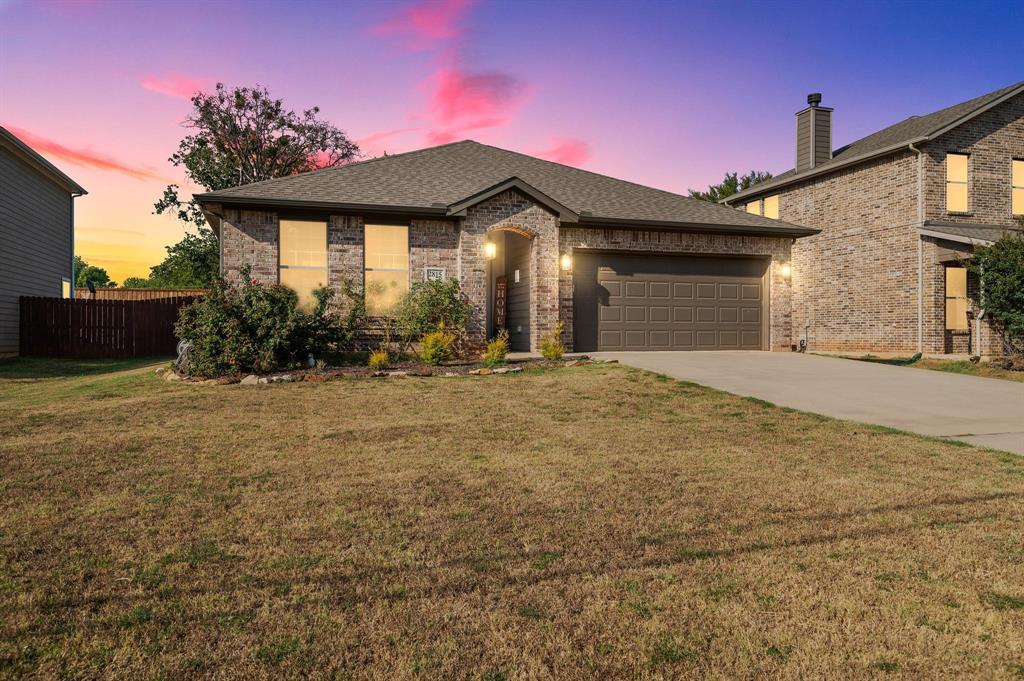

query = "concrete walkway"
[[595, 351, 1024, 455]]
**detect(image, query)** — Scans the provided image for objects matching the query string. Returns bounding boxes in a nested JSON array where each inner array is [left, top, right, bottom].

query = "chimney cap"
[[807, 92, 823, 108]]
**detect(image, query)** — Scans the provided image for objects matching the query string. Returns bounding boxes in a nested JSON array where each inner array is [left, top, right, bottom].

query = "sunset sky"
[[2, 0, 1021, 283]]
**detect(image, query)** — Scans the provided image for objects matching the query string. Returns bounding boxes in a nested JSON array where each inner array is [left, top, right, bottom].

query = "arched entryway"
[[486, 227, 535, 352]]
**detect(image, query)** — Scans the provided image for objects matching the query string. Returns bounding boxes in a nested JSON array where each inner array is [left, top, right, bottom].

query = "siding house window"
[[364, 224, 409, 315], [1013, 159, 1024, 216], [945, 153, 969, 212], [762, 195, 779, 219], [945, 267, 968, 331], [61, 278, 71, 299], [745, 200, 762, 216], [279, 219, 327, 308]]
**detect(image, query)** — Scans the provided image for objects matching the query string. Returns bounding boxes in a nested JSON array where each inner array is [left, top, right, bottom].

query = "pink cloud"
[[424, 66, 530, 142], [371, 0, 475, 49], [141, 74, 206, 100], [5, 126, 166, 181], [532, 138, 591, 166]]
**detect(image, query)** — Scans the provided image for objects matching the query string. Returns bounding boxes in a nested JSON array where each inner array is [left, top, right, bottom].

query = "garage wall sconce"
[[483, 242, 497, 260], [779, 262, 792, 281], [560, 253, 572, 271]]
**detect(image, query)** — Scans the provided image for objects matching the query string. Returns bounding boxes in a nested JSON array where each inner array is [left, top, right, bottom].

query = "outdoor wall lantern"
[[780, 262, 792, 281], [560, 253, 572, 271], [483, 242, 497, 260]]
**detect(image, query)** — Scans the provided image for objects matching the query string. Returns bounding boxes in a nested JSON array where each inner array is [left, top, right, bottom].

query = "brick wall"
[[558, 226, 794, 351], [220, 209, 279, 283], [409, 218, 459, 285], [461, 189, 559, 350], [923, 92, 1024, 225]]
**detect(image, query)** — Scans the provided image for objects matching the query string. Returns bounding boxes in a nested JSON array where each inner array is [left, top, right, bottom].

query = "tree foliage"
[[967, 231, 1024, 362], [73, 255, 116, 288], [154, 83, 360, 226], [688, 170, 773, 203]]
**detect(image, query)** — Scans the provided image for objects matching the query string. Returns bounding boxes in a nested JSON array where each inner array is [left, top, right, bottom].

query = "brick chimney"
[[795, 93, 832, 172]]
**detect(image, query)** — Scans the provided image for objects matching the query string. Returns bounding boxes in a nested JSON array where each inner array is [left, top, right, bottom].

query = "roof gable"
[[0, 126, 87, 195]]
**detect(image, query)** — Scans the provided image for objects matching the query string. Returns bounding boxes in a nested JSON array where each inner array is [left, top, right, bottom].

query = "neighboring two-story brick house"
[[195, 142, 816, 353], [724, 82, 1024, 356]]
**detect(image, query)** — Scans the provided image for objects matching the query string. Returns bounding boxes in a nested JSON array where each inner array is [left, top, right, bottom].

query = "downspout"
[[908, 142, 924, 353]]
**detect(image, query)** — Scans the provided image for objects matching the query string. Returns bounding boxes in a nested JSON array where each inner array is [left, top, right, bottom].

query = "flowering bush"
[[175, 265, 364, 377]]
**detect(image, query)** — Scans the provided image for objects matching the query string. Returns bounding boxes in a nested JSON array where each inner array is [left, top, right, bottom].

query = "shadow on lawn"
[[0, 356, 170, 380]]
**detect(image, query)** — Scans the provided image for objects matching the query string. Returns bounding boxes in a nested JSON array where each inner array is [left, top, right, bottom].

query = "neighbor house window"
[[279, 219, 328, 309], [1013, 159, 1024, 215], [945, 267, 968, 331], [61, 278, 71, 299], [745, 200, 762, 216], [762, 195, 779, 219], [945, 153, 969, 212], [364, 224, 409, 315]]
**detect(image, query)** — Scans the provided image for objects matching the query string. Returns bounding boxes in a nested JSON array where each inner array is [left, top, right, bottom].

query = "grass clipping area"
[[1, 360, 1023, 679]]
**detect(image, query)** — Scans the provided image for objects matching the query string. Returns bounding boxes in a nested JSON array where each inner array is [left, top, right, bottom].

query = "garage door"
[[573, 252, 767, 351]]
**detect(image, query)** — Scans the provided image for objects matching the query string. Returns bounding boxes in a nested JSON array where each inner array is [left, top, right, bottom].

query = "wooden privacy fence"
[[74, 287, 208, 301], [19, 296, 200, 358]]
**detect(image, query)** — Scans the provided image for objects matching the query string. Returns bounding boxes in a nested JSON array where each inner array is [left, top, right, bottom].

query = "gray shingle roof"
[[725, 81, 1024, 203], [921, 220, 1023, 245], [195, 140, 816, 237]]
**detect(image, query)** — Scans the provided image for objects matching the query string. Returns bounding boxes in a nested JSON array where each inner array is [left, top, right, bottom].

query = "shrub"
[[483, 330, 510, 366], [389, 279, 472, 355], [540, 320, 565, 361], [175, 265, 364, 378], [420, 326, 455, 365], [967, 231, 1024, 364], [368, 349, 389, 371]]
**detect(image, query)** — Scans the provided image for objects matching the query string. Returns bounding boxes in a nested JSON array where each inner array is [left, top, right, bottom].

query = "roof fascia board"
[[193, 194, 450, 217], [925, 84, 1024, 141], [445, 177, 580, 221], [0, 129, 87, 195]]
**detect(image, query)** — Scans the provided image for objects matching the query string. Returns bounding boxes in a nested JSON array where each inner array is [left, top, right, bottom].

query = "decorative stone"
[[492, 367, 510, 374], [257, 377, 269, 385], [201, 379, 219, 385], [564, 360, 579, 367], [240, 374, 259, 386], [505, 366, 523, 373], [442, 372, 458, 377], [155, 367, 167, 375], [372, 371, 388, 377], [387, 371, 409, 377], [469, 367, 493, 376], [279, 374, 295, 383], [163, 371, 181, 382]]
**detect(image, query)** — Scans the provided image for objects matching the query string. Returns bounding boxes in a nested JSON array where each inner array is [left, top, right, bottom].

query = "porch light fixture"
[[780, 262, 792, 280], [483, 242, 497, 260], [560, 253, 572, 271]]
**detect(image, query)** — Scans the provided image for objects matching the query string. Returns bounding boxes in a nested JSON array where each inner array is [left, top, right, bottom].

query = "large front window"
[[364, 224, 409, 315], [945, 153, 969, 212], [279, 219, 327, 308], [945, 267, 968, 331]]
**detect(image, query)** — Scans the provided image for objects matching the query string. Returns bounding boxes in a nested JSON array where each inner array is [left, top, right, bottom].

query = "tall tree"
[[121, 231, 221, 289], [73, 255, 116, 288], [688, 170, 773, 203], [154, 83, 361, 226]]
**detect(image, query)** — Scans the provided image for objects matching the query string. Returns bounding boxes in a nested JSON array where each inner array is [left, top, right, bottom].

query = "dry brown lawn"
[[1, 358, 1023, 680]]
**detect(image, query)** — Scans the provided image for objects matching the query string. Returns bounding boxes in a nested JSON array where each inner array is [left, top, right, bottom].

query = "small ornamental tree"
[[967, 230, 1024, 364]]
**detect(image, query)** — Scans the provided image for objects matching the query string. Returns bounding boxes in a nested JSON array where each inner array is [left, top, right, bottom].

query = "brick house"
[[195, 142, 816, 353], [723, 82, 1024, 356]]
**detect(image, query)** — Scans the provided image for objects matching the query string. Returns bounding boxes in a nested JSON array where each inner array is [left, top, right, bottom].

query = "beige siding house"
[[724, 82, 1024, 356], [0, 127, 87, 355]]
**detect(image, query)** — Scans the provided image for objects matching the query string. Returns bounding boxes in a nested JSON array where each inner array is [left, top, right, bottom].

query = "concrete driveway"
[[596, 351, 1024, 455]]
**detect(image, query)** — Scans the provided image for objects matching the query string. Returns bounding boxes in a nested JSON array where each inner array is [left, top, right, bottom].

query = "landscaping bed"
[[159, 356, 614, 384]]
